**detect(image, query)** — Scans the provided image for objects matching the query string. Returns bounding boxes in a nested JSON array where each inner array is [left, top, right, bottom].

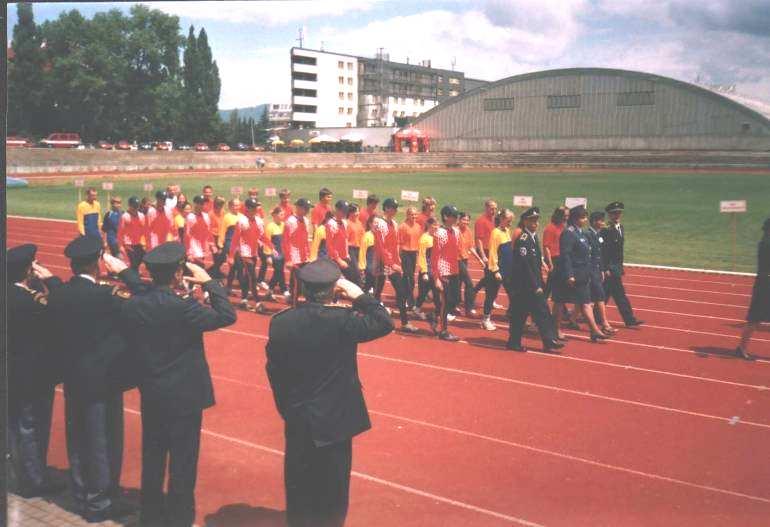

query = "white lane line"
[[620, 283, 751, 297], [625, 263, 755, 277], [624, 273, 754, 286], [218, 328, 770, 418], [8, 215, 77, 224], [626, 294, 746, 309]]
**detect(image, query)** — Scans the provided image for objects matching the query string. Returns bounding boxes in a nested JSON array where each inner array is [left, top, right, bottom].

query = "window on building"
[[339, 76, 344, 84], [339, 107, 344, 114], [547, 94, 581, 109], [347, 92, 353, 100], [449, 90, 459, 97], [347, 107, 353, 114], [339, 92, 344, 100], [347, 62, 353, 70], [400, 111, 405, 117], [273, 104, 280, 109], [483, 97, 515, 111], [437, 75, 443, 83], [437, 88, 443, 96], [293, 104, 317, 113], [292, 71, 317, 81], [292, 88, 317, 97], [338, 61, 344, 68], [292, 55, 317, 65], [346, 122, 352, 127], [617, 91, 654, 106], [449, 77, 460, 85], [347, 77, 353, 85]]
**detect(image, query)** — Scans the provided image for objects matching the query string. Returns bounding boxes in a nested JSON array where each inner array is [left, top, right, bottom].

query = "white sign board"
[[401, 190, 420, 202], [565, 197, 587, 209], [353, 189, 369, 200], [73, 179, 85, 188], [102, 182, 114, 191], [230, 186, 243, 196], [143, 183, 154, 192], [264, 187, 277, 197], [513, 195, 533, 208], [720, 200, 747, 213]]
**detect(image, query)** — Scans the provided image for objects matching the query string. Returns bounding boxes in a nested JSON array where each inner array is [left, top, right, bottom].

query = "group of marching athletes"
[[74, 182, 661, 351]]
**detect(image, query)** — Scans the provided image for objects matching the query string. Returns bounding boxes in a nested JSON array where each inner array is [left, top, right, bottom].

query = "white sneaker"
[[239, 299, 249, 309], [481, 317, 497, 331], [411, 307, 427, 321], [492, 301, 503, 310], [446, 313, 457, 322], [258, 281, 270, 291], [282, 290, 291, 298]]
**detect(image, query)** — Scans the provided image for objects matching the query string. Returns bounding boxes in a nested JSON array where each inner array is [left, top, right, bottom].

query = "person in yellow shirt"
[[222, 199, 244, 294], [482, 209, 515, 331], [359, 215, 376, 294], [174, 201, 189, 243], [412, 217, 437, 320], [264, 206, 288, 298], [76, 187, 102, 238], [309, 220, 327, 262]]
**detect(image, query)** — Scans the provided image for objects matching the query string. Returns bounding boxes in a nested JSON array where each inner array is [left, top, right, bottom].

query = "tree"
[[256, 107, 271, 144], [8, 2, 46, 135]]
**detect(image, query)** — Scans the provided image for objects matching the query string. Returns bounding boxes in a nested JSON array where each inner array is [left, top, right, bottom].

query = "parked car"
[[139, 142, 153, 150], [235, 142, 250, 151], [155, 141, 173, 151], [215, 143, 231, 151], [194, 142, 210, 151], [116, 140, 131, 150], [6, 136, 33, 147], [177, 144, 192, 151], [98, 140, 114, 150], [40, 132, 81, 148], [251, 145, 265, 151]]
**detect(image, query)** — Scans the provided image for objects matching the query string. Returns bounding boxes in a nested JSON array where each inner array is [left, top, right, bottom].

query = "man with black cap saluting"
[[600, 202, 644, 327], [121, 242, 236, 527], [266, 258, 394, 527], [7, 244, 64, 497], [507, 208, 564, 352], [46, 235, 145, 522]]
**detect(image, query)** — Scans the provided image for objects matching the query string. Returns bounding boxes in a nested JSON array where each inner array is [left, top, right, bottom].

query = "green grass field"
[[7, 170, 770, 272]]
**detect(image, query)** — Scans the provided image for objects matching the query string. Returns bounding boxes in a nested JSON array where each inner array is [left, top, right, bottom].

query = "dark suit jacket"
[[600, 222, 625, 276], [8, 277, 63, 401], [265, 294, 394, 446], [510, 231, 543, 294], [47, 269, 144, 400], [121, 280, 236, 417]]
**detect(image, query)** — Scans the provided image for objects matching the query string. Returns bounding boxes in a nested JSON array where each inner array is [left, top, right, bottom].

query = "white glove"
[[335, 277, 364, 300]]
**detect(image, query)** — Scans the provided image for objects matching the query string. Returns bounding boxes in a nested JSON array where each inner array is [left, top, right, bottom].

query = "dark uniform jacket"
[[560, 225, 591, 284], [585, 227, 606, 274], [47, 269, 144, 400], [8, 277, 63, 400], [600, 222, 624, 276], [121, 280, 236, 417], [265, 294, 394, 447], [511, 231, 544, 294]]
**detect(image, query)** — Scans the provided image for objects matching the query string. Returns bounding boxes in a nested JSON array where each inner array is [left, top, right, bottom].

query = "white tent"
[[308, 134, 340, 143], [340, 132, 363, 142]]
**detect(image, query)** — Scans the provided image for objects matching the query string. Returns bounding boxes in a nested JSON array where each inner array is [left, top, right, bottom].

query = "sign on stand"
[[720, 200, 747, 271], [264, 187, 277, 197], [513, 195, 533, 208], [401, 190, 419, 202], [564, 197, 587, 209], [230, 186, 243, 197], [143, 183, 154, 195], [353, 189, 369, 200]]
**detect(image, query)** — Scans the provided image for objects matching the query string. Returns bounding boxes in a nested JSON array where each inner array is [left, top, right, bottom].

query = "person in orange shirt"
[[358, 194, 379, 225], [208, 197, 227, 278], [457, 212, 484, 316], [415, 196, 437, 230], [542, 207, 566, 299], [346, 203, 365, 281], [278, 188, 294, 220], [201, 185, 215, 213], [311, 187, 333, 227], [398, 207, 422, 309]]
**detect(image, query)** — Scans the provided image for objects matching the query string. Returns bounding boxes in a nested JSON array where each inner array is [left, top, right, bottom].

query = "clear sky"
[[7, 1, 770, 110]]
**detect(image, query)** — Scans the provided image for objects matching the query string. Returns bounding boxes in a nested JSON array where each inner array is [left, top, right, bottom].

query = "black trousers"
[[65, 389, 124, 515], [544, 256, 561, 299], [432, 275, 460, 332], [126, 244, 145, 271], [257, 247, 269, 283], [400, 250, 417, 308], [209, 247, 226, 279], [285, 421, 352, 527], [473, 249, 490, 292], [508, 288, 557, 347], [226, 253, 243, 292], [140, 409, 203, 527], [604, 272, 636, 324], [268, 257, 287, 291], [458, 259, 477, 312], [339, 257, 362, 286], [416, 273, 433, 308], [482, 270, 502, 316], [376, 272, 409, 325], [241, 256, 261, 301], [107, 240, 121, 258], [8, 385, 55, 492]]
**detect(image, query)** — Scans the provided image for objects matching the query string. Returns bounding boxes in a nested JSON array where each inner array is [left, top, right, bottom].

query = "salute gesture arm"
[[182, 262, 237, 330]]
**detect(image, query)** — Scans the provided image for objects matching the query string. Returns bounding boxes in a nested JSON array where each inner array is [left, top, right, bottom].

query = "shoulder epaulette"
[[112, 285, 132, 299]]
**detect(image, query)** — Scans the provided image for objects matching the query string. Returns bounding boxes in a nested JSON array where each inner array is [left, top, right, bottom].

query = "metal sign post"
[[102, 181, 114, 202], [74, 178, 85, 202], [719, 200, 747, 272]]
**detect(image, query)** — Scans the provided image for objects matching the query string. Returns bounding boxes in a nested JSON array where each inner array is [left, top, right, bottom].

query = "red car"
[[6, 136, 32, 147], [40, 132, 81, 148], [216, 143, 231, 151], [194, 142, 210, 151], [98, 140, 114, 150], [116, 140, 131, 150]]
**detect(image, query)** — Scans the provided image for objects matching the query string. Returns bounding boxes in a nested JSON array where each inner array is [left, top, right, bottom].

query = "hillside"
[[218, 104, 268, 122]]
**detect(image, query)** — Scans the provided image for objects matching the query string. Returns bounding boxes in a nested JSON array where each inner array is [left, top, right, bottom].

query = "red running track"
[[7, 216, 770, 526]]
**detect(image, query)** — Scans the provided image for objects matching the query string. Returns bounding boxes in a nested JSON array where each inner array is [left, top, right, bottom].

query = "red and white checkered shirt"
[[431, 225, 460, 277], [372, 216, 400, 274], [325, 217, 349, 261], [118, 211, 146, 247], [185, 212, 212, 260], [282, 214, 309, 265]]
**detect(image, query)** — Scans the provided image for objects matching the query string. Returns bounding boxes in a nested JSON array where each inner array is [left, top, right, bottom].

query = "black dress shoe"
[[543, 340, 564, 352], [590, 331, 609, 342], [438, 330, 460, 342], [506, 342, 527, 352], [626, 319, 644, 327], [84, 502, 136, 523]]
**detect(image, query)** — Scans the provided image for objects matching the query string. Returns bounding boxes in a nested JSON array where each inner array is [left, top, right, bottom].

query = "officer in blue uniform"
[[266, 259, 394, 527], [586, 211, 616, 335], [46, 236, 145, 522], [102, 196, 123, 256], [600, 202, 644, 327], [553, 206, 611, 342], [121, 242, 237, 527], [507, 208, 564, 352], [7, 244, 65, 497]]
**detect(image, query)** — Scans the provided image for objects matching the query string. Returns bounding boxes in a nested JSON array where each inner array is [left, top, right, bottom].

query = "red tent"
[[393, 127, 430, 153]]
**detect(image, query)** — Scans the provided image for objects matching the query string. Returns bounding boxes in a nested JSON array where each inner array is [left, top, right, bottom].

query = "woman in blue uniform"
[[553, 206, 611, 342], [736, 217, 770, 360]]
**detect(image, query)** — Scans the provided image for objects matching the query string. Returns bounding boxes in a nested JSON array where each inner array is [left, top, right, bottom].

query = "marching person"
[[429, 205, 462, 341], [265, 259, 393, 527], [7, 245, 64, 498], [736, 217, 770, 360], [236, 198, 271, 313], [222, 198, 245, 294], [600, 202, 644, 327], [47, 236, 144, 522], [102, 196, 123, 257], [174, 200, 189, 243], [282, 198, 312, 305], [416, 196, 437, 230], [586, 211, 616, 335], [553, 206, 611, 342], [207, 197, 227, 278], [118, 196, 147, 271], [201, 185, 215, 213], [398, 206, 422, 308], [542, 207, 565, 299], [146, 191, 174, 251], [372, 198, 420, 333], [76, 187, 102, 238], [185, 195, 215, 269], [507, 208, 564, 353], [311, 187, 333, 228], [458, 211, 482, 317], [326, 200, 361, 285], [278, 188, 294, 220], [121, 243, 236, 527], [413, 217, 437, 320], [358, 194, 379, 225], [481, 208, 515, 331], [346, 203, 364, 284], [265, 206, 288, 298], [310, 216, 328, 262], [474, 200, 503, 316], [359, 214, 377, 295]]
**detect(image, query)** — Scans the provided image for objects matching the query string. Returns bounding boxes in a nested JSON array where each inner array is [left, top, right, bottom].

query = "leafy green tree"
[[8, 2, 47, 135]]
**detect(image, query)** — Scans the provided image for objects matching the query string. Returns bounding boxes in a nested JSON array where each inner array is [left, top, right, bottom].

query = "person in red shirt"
[[311, 187, 333, 227], [325, 200, 360, 285], [282, 198, 311, 305], [458, 211, 483, 316], [398, 206, 422, 309], [415, 196, 437, 230], [278, 188, 294, 220], [146, 191, 174, 251], [430, 205, 462, 341], [201, 185, 214, 213], [185, 195, 215, 268], [358, 194, 379, 225], [372, 198, 419, 333], [236, 198, 270, 313], [473, 199, 502, 308], [118, 196, 147, 270]]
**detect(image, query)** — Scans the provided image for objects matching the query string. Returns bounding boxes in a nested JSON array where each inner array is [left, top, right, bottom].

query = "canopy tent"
[[340, 132, 363, 142], [393, 127, 430, 153], [289, 139, 305, 145], [308, 134, 339, 143], [268, 135, 282, 143]]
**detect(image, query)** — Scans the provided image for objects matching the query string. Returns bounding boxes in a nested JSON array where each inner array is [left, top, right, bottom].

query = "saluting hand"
[[335, 278, 363, 300], [103, 253, 128, 274], [185, 262, 212, 284], [32, 262, 53, 280]]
